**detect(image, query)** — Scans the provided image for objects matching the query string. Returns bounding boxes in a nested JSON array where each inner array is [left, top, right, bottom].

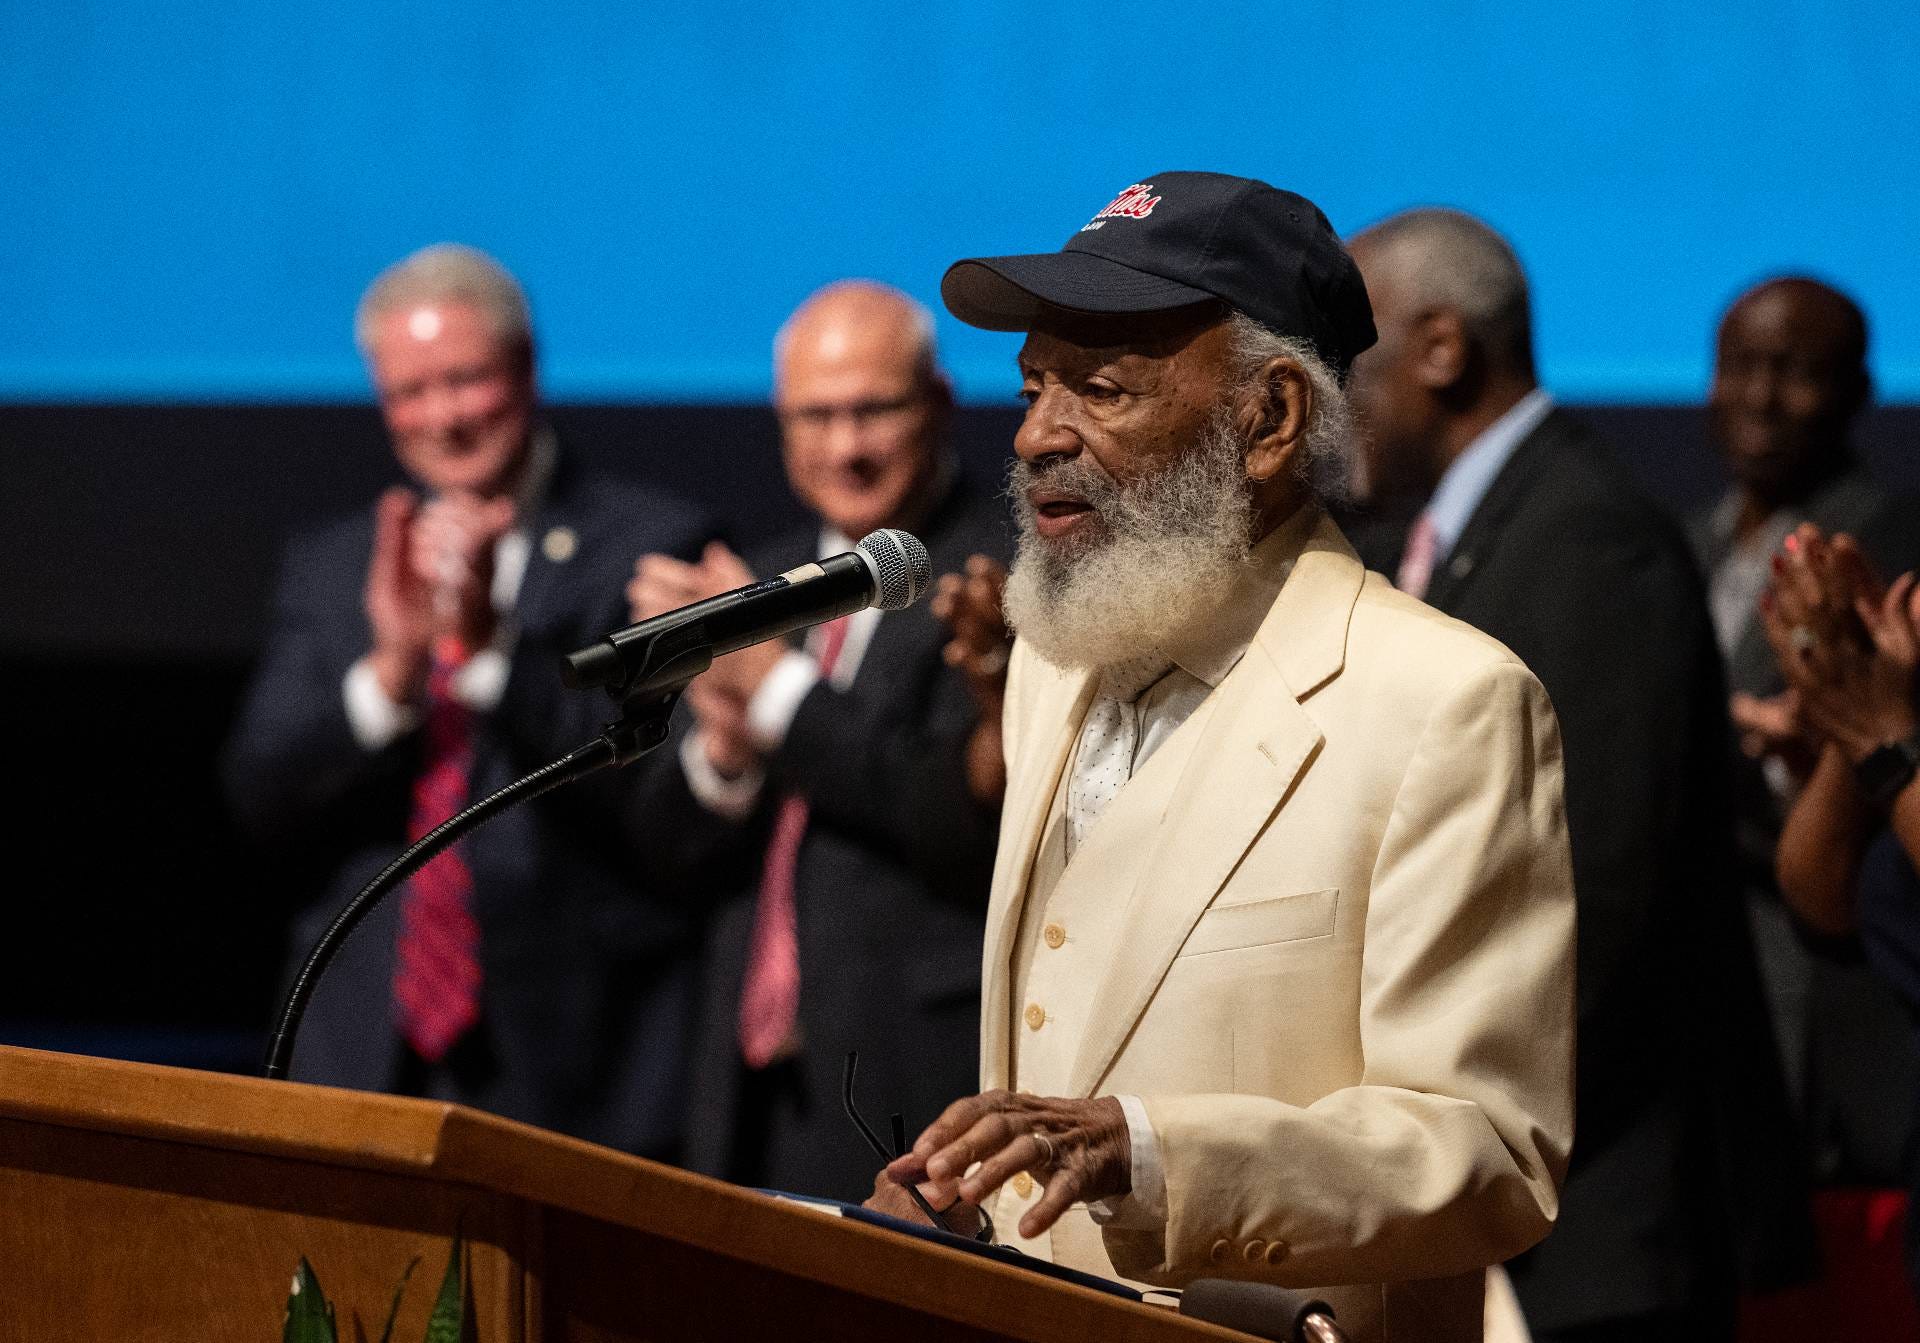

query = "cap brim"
[[941, 252, 1216, 332]]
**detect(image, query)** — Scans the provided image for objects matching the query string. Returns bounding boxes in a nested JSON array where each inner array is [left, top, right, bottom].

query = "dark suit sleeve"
[[624, 724, 775, 896], [1481, 430, 1815, 1308], [485, 496, 719, 780], [633, 669, 999, 915], [486, 502, 735, 893], [768, 637, 1000, 906], [484, 621, 647, 774], [1489, 505, 1722, 1044], [221, 532, 417, 846]]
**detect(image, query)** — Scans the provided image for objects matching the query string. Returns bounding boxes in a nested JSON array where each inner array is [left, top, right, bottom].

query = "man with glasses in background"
[[631, 280, 1013, 1201]]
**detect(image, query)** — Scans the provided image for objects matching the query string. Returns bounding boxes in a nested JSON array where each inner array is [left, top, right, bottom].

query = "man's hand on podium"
[[863, 1172, 986, 1238], [883, 1091, 1131, 1240]]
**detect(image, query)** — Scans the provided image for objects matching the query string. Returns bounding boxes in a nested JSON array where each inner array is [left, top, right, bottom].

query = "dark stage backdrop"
[[1, 403, 1915, 1068]]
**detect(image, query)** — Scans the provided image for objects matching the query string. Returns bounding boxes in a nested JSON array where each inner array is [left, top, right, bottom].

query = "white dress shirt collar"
[[1423, 388, 1554, 561]]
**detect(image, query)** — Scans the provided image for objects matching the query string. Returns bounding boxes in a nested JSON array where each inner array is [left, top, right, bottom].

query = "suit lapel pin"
[[542, 526, 578, 564]]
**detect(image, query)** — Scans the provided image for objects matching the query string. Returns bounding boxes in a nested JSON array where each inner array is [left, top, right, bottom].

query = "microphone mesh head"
[[857, 528, 932, 610]]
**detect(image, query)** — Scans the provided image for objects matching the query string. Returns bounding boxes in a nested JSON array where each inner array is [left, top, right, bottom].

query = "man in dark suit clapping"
[[225, 245, 712, 1156], [631, 281, 1013, 1202], [1342, 210, 1809, 1343]]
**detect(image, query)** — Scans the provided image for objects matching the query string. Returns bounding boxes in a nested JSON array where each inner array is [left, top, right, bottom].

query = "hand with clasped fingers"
[[365, 485, 515, 700], [1762, 523, 1920, 767], [627, 541, 787, 778], [1762, 524, 1920, 936], [867, 1090, 1131, 1241], [930, 554, 1012, 803]]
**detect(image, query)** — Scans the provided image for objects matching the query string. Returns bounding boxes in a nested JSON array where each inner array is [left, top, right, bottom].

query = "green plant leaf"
[[375, 1255, 421, 1343], [284, 1257, 339, 1343], [422, 1232, 465, 1343]]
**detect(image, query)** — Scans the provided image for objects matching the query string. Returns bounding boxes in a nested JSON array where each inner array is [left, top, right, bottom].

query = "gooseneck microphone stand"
[[260, 684, 682, 1081]]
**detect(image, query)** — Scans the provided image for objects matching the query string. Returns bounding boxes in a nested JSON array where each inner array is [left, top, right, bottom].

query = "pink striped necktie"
[[392, 648, 483, 1064], [1396, 513, 1440, 600], [739, 614, 852, 1070]]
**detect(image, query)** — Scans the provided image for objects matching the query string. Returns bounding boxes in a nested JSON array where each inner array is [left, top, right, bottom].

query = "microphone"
[[562, 527, 932, 697], [1180, 1281, 1346, 1342]]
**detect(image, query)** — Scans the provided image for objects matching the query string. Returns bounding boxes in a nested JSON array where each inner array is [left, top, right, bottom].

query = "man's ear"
[[925, 370, 957, 417], [1236, 356, 1313, 484], [1411, 310, 1469, 391]]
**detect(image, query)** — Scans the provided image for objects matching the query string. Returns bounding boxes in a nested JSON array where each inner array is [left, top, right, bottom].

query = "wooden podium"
[[0, 1045, 1242, 1341]]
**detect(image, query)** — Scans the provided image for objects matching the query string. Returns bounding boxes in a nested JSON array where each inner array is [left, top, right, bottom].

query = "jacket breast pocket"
[[1178, 888, 1339, 956]]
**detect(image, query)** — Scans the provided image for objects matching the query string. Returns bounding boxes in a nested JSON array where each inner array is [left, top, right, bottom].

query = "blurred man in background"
[[1345, 209, 1809, 1342], [1690, 277, 1920, 1317], [224, 244, 712, 1156], [630, 280, 1012, 1202]]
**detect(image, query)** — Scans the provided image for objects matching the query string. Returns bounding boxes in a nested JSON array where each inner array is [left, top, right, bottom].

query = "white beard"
[[1002, 409, 1254, 673]]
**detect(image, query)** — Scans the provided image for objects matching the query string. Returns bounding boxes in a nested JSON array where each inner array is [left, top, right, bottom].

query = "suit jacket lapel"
[[511, 453, 578, 636], [980, 658, 1095, 1090], [1065, 512, 1360, 1096], [1423, 410, 1565, 612]]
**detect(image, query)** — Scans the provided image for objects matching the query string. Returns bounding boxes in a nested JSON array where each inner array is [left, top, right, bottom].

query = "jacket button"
[[1024, 1003, 1046, 1031], [1012, 1172, 1035, 1199], [1209, 1239, 1233, 1264], [1043, 922, 1067, 949], [1264, 1240, 1289, 1265], [1242, 1239, 1267, 1263]]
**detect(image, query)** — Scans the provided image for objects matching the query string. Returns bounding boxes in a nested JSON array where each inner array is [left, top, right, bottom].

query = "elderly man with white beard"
[[870, 174, 1578, 1343]]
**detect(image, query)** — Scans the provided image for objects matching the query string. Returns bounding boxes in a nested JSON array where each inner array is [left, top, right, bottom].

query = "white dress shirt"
[[1421, 387, 1555, 565]]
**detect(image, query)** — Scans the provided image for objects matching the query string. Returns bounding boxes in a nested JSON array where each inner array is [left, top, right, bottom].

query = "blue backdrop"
[[4, 2, 1916, 404]]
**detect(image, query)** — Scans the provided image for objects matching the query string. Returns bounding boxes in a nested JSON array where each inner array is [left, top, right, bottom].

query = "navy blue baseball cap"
[[942, 172, 1376, 375]]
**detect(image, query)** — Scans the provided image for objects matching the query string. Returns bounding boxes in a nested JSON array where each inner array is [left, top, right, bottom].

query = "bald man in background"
[[632, 281, 1013, 1201], [1346, 211, 1808, 1341]]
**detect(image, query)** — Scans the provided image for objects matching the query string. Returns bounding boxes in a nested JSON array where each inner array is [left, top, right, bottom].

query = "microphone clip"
[[572, 616, 717, 703], [597, 685, 683, 767]]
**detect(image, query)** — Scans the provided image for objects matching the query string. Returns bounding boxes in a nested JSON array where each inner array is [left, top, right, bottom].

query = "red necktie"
[[1396, 512, 1440, 600], [738, 615, 852, 1069], [392, 649, 483, 1063]]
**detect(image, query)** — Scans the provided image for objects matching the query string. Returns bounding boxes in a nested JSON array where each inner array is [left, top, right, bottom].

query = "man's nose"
[[1734, 364, 1784, 416], [1013, 387, 1080, 465], [416, 381, 462, 434], [820, 411, 869, 463]]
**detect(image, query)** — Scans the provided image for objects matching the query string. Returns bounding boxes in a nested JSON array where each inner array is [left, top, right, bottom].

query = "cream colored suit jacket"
[[982, 509, 1576, 1343]]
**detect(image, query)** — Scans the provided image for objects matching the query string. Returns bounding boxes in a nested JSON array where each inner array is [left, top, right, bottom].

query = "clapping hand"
[[931, 554, 1012, 803], [413, 492, 516, 651], [931, 555, 1012, 714], [1763, 524, 1920, 765], [628, 541, 786, 777], [364, 486, 514, 700]]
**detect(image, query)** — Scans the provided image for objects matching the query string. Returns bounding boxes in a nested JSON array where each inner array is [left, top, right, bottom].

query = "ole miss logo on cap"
[[1081, 183, 1161, 231]]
